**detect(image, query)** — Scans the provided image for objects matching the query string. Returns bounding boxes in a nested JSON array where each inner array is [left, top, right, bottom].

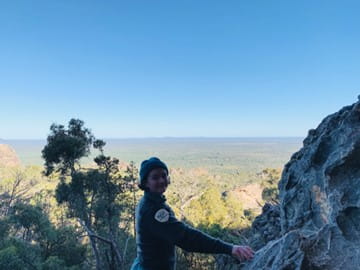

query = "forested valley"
[[0, 119, 292, 270]]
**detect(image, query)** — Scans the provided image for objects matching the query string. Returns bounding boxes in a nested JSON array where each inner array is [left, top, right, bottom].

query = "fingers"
[[233, 250, 244, 261], [232, 245, 255, 262], [241, 246, 254, 260]]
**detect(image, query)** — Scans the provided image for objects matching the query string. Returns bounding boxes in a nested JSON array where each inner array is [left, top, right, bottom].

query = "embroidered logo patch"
[[154, 209, 169, 223]]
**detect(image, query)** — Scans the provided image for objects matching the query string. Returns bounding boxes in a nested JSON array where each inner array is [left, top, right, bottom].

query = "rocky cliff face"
[[0, 144, 21, 167], [242, 98, 360, 270]]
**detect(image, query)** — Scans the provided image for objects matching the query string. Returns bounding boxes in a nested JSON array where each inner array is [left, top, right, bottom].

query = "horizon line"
[[1, 136, 305, 141]]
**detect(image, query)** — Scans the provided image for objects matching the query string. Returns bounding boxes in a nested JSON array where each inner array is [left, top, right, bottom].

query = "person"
[[131, 157, 254, 270]]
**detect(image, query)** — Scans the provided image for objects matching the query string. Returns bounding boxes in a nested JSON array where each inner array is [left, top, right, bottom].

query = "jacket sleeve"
[[146, 206, 233, 255]]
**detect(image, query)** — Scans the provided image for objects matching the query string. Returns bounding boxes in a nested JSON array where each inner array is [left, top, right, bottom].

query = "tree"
[[42, 119, 94, 177], [0, 171, 30, 217], [0, 200, 86, 269], [42, 119, 135, 270], [260, 168, 281, 204]]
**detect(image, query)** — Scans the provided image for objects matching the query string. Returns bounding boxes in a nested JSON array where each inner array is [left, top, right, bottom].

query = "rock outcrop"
[[242, 98, 360, 270], [0, 144, 21, 167], [249, 203, 281, 251]]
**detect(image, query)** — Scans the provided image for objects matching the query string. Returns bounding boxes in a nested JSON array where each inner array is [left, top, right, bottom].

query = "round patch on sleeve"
[[154, 209, 169, 223]]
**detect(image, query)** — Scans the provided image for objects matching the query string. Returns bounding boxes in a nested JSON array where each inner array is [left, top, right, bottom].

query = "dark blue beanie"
[[139, 157, 169, 190]]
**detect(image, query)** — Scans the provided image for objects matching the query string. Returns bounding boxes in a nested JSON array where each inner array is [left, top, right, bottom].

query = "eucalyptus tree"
[[0, 200, 86, 270], [42, 119, 135, 270]]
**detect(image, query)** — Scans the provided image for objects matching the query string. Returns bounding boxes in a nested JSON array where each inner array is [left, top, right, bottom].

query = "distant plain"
[[4, 137, 303, 179]]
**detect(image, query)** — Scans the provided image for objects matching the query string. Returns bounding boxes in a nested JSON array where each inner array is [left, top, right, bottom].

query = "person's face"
[[145, 167, 169, 194]]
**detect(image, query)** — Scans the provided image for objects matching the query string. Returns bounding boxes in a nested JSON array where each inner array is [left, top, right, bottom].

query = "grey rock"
[[242, 230, 304, 270], [249, 203, 281, 250], [241, 98, 360, 270]]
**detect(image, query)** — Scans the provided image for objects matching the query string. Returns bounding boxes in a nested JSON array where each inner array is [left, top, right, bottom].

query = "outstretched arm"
[[146, 206, 254, 261]]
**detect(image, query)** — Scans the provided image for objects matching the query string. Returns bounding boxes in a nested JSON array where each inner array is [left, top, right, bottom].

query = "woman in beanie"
[[131, 157, 254, 270]]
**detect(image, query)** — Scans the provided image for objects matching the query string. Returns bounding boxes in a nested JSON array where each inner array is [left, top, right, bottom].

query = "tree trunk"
[[79, 219, 102, 270], [79, 219, 123, 270]]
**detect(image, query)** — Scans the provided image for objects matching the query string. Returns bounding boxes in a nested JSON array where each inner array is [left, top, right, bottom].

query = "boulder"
[[242, 97, 360, 270], [249, 203, 281, 251]]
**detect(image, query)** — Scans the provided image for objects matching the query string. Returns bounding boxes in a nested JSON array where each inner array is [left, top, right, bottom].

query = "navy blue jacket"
[[131, 191, 233, 270]]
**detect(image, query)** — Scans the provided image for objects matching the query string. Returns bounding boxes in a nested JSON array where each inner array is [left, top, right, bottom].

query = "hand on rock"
[[231, 245, 254, 262]]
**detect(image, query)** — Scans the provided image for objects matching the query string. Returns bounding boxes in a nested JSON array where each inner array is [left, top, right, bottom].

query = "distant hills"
[[0, 144, 21, 167]]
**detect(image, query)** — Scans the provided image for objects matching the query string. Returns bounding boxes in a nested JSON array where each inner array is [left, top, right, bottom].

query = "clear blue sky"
[[0, 1, 359, 139]]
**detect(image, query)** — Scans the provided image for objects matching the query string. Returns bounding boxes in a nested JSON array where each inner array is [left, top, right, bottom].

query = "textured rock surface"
[[249, 203, 281, 251], [241, 98, 360, 270], [0, 144, 21, 167]]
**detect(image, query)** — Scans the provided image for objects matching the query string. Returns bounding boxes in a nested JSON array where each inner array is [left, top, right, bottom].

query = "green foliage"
[[0, 166, 86, 269], [0, 201, 86, 269], [0, 219, 10, 239], [178, 181, 257, 269], [10, 202, 51, 235], [0, 246, 24, 270], [260, 168, 281, 203], [42, 119, 94, 176], [42, 226, 86, 267], [0, 238, 42, 269], [184, 185, 249, 233], [41, 256, 66, 270], [41, 256, 83, 270], [42, 119, 136, 270], [185, 187, 225, 227]]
